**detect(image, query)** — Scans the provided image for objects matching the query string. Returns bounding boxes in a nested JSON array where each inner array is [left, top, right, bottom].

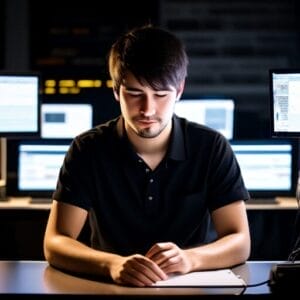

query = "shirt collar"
[[168, 115, 187, 161], [116, 115, 187, 161]]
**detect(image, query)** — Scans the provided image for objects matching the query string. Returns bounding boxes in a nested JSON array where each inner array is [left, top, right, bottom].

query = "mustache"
[[133, 116, 160, 122]]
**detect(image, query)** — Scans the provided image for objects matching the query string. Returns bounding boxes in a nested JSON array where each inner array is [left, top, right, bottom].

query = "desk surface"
[[0, 196, 298, 210], [0, 260, 283, 297]]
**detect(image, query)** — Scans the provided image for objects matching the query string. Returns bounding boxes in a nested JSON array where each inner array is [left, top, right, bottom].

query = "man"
[[44, 24, 251, 287]]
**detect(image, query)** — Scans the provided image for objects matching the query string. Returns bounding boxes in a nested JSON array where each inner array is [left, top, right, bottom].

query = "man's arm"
[[43, 200, 167, 286], [146, 200, 251, 274]]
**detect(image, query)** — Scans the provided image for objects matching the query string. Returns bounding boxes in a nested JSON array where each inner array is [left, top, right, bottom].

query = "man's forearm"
[[44, 235, 119, 279], [185, 232, 250, 271]]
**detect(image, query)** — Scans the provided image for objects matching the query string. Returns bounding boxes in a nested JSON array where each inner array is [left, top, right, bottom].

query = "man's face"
[[115, 72, 183, 139]]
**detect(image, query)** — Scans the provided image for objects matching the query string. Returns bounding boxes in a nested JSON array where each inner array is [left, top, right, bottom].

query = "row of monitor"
[[2, 69, 300, 137], [6, 138, 298, 202], [0, 73, 94, 139], [1, 71, 300, 203], [6, 97, 236, 199], [20, 99, 234, 140], [0, 73, 234, 139]]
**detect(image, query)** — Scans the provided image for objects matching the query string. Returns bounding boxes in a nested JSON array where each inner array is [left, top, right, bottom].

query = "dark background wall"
[[2, 0, 300, 138], [161, 0, 300, 139]]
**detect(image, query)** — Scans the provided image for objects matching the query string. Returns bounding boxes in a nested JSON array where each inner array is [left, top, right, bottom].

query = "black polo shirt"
[[53, 115, 249, 256]]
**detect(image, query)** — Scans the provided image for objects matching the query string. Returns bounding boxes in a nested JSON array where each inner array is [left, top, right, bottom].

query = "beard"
[[133, 117, 169, 138]]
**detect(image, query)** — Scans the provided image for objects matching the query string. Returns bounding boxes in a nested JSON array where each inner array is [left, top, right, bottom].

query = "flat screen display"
[[41, 103, 93, 138], [175, 99, 234, 139], [270, 69, 300, 137], [6, 140, 70, 198], [230, 139, 298, 200], [0, 73, 40, 137], [18, 142, 69, 193]]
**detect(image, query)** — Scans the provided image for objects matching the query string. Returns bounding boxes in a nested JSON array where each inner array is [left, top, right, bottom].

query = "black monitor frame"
[[6, 139, 71, 198], [230, 138, 299, 199], [0, 72, 41, 138], [269, 68, 300, 138]]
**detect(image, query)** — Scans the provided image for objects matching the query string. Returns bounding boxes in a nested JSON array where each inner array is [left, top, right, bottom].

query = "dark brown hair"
[[108, 24, 188, 93]]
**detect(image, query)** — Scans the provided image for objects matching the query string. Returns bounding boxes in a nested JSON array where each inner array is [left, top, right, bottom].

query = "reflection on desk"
[[0, 260, 283, 297]]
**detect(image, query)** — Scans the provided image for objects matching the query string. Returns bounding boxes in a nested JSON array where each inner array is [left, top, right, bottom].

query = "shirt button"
[[138, 159, 143, 163], [148, 196, 153, 201], [149, 178, 154, 183], [145, 168, 150, 173]]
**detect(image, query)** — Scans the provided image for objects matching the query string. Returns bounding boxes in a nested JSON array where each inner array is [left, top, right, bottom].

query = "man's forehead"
[[121, 72, 176, 92]]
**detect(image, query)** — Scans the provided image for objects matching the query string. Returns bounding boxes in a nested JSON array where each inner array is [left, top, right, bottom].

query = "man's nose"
[[140, 97, 155, 116]]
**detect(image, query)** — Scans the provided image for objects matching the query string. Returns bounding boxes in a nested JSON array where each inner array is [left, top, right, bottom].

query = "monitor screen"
[[230, 139, 298, 199], [174, 99, 234, 139], [0, 73, 40, 137], [270, 68, 300, 137], [41, 103, 93, 138], [6, 140, 70, 198]]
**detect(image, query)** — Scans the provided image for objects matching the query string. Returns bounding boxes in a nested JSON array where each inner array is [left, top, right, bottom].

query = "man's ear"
[[176, 80, 185, 101], [113, 89, 120, 101]]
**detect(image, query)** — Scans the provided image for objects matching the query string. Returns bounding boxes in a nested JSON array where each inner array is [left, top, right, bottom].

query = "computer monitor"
[[0, 138, 5, 199], [174, 98, 234, 139], [270, 68, 300, 137], [6, 140, 70, 199], [41, 103, 93, 139], [0, 73, 40, 138], [230, 139, 298, 201]]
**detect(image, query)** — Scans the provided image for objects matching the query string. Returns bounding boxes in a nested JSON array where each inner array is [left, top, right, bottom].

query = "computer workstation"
[[0, 72, 41, 200], [0, 71, 299, 264], [5, 102, 94, 204], [264, 68, 300, 289], [174, 96, 299, 206], [269, 68, 300, 205], [0, 72, 95, 204]]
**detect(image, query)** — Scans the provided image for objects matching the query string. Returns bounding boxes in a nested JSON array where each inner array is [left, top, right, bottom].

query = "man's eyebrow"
[[124, 86, 142, 91], [123, 83, 174, 92], [122, 84, 142, 91]]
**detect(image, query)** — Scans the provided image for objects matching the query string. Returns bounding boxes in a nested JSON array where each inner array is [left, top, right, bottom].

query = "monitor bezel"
[[269, 68, 300, 138], [230, 138, 299, 199], [0, 72, 41, 138], [41, 101, 94, 139], [175, 97, 235, 140], [6, 139, 71, 198]]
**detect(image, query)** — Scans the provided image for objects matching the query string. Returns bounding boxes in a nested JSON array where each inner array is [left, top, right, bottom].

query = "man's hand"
[[109, 254, 168, 287], [146, 242, 192, 275]]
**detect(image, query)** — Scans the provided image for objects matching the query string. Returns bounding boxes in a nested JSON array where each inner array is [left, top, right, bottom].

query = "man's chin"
[[137, 128, 160, 138]]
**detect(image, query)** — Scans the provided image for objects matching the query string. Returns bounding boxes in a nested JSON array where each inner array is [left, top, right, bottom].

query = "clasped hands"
[[110, 242, 192, 287]]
